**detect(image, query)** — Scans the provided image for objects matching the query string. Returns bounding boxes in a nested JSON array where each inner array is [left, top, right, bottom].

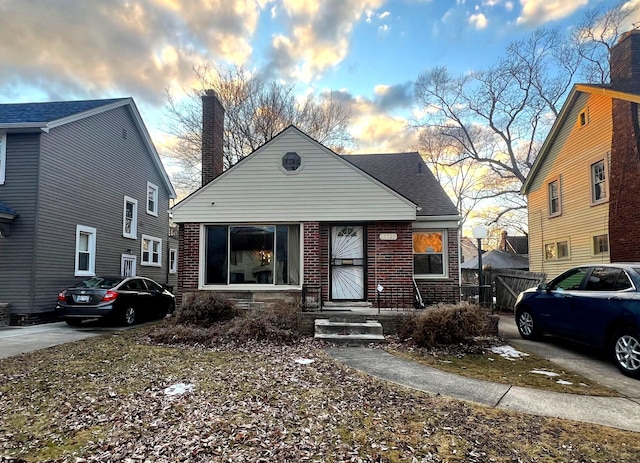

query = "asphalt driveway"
[[499, 314, 640, 398]]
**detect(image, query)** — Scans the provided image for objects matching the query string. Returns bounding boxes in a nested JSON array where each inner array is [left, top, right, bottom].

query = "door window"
[[549, 267, 588, 291]]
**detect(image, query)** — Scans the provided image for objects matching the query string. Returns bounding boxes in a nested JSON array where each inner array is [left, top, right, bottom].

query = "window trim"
[[578, 107, 589, 127], [280, 151, 304, 175], [122, 196, 138, 239], [141, 234, 162, 267], [146, 182, 159, 216], [121, 253, 137, 277], [412, 229, 448, 279], [548, 176, 561, 217], [590, 158, 609, 205], [544, 239, 570, 261], [0, 132, 6, 185], [75, 225, 96, 277], [169, 248, 177, 274], [592, 234, 610, 256], [199, 223, 303, 289]]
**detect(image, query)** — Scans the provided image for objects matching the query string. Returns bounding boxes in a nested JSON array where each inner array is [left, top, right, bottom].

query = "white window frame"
[[122, 196, 138, 239], [0, 132, 6, 185], [412, 229, 448, 279], [75, 225, 96, 277], [544, 239, 570, 261], [548, 176, 561, 217], [121, 254, 137, 277], [146, 181, 159, 216], [141, 234, 162, 267], [169, 248, 177, 274], [590, 159, 608, 205], [592, 234, 610, 256]]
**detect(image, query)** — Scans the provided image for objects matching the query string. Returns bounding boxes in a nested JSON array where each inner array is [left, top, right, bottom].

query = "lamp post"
[[472, 226, 487, 305]]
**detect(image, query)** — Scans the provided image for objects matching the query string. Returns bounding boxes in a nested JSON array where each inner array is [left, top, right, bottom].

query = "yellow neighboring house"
[[522, 30, 640, 275]]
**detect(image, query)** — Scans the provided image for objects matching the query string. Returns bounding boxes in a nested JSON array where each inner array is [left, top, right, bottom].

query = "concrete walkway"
[[325, 314, 640, 433], [325, 347, 640, 432], [0, 321, 131, 359]]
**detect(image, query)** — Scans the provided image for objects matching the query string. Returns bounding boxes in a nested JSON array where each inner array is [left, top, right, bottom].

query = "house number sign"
[[379, 233, 397, 241]]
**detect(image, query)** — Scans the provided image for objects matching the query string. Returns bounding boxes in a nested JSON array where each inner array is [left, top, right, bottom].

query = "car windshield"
[[74, 277, 122, 289]]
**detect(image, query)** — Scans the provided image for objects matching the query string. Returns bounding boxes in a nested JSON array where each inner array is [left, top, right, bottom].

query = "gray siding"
[[29, 106, 173, 312], [0, 133, 41, 313]]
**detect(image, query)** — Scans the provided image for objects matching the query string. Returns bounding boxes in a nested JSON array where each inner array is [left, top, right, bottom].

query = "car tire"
[[122, 306, 136, 326], [611, 329, 640, 379], [65, 318, 82, 327], [516, 307, 541, 340]]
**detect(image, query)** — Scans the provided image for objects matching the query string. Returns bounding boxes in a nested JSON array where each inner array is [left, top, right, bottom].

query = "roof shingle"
[[0, 98, 127, 124], [342, 152, 458, 217]]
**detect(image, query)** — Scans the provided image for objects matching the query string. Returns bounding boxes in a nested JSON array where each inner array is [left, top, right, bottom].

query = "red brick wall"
[[303, 222, 321, 289], [177, 223, 200, 306], [366, 223, 413, 301], [609, 31, 640, 261], [201, 91, 225, 186]]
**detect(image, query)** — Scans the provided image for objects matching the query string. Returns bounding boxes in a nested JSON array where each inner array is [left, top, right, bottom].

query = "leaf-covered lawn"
[[1, 328, 638, 462]]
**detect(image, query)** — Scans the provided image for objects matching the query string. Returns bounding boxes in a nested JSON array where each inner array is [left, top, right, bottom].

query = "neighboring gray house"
[[0, 98, 177, 324]]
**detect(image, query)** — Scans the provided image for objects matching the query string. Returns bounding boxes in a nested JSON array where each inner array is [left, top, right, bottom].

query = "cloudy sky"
[[1, 0, 637, 159]]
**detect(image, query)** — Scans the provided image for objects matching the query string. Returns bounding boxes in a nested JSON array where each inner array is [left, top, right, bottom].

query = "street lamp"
[[472, 226, 487, 305]]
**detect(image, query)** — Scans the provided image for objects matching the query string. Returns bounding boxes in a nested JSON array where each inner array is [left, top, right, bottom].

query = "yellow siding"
[[527, 92, 611, 276]]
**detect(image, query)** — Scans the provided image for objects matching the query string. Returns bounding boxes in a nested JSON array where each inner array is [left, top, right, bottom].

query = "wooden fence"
[[485, 269, 547, 312]]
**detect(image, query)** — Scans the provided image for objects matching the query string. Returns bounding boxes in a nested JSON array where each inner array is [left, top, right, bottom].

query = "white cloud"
[[516, 0, 588, 26], [0, 0, 262, 105], [469, 13, 488, 29], [379, 11, 391, 19], [264, 0, 385, 83]]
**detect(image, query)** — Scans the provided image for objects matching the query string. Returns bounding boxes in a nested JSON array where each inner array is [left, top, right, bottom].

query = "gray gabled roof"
[[0, 99, 127, 124], [0, 98, 176, 199], [343, 152, 458, 217]]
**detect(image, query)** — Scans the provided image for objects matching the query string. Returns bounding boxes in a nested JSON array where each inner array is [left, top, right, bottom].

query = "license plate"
[[76, 295, 90, 303]]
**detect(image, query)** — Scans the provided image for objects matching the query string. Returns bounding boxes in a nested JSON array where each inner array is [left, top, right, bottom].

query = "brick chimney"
[[609, 30, 640, 261], [201, 89, 225, 186]]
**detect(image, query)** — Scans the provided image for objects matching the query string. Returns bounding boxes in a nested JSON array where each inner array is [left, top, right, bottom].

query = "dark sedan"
[[56, 276, 175, 326], [515, 263, 640, 378]]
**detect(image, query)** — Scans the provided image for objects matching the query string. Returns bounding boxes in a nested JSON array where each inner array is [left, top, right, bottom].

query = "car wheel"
[[516, 307, 541, 340], [122, 306, 136, 326], [611, 330, 640, 378], [65, 318, 82, 327]]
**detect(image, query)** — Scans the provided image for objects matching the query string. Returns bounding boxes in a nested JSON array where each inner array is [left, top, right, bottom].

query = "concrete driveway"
[[499, 314, 640, 398], [0, 320, 139, 360]]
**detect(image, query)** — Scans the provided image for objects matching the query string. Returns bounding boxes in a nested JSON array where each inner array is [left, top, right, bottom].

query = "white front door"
[[330, 225, 365, 300]]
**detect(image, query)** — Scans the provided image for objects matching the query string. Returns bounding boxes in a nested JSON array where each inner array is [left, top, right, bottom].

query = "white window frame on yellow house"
[[590, 157, 609, 205], [578, 106, 589, 127], [544, 239, 570, 261], [548, 176, 562, 217], [592, 234, 610, 256]]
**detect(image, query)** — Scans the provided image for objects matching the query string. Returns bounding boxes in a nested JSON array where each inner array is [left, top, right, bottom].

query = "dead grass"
[[0, 327, 638, 462]]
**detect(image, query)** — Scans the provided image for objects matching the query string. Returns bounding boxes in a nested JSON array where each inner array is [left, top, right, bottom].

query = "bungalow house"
[[0, 98, 177, 324], [171, 92, 461, 309], [521, 30, 640, 275]]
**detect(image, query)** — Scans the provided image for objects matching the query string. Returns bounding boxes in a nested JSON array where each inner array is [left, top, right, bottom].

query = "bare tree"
[[572, 0, 639, 84], [163, 65, 354, 193], [414, 2, 638, 231]]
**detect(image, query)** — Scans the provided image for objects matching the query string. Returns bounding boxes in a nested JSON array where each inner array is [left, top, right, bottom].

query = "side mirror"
[[538, 282, 549, 292]]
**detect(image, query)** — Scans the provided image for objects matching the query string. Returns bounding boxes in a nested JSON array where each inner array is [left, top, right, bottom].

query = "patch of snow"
[[295, 358, 314, 365], [489, 345, 530, 359], [556, 380, 573, 385], [164, 382, 195, 396], [530, 369, 560, 377]]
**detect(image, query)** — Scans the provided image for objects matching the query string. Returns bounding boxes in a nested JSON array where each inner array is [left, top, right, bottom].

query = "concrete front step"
[[314, 319, 385, 344]]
